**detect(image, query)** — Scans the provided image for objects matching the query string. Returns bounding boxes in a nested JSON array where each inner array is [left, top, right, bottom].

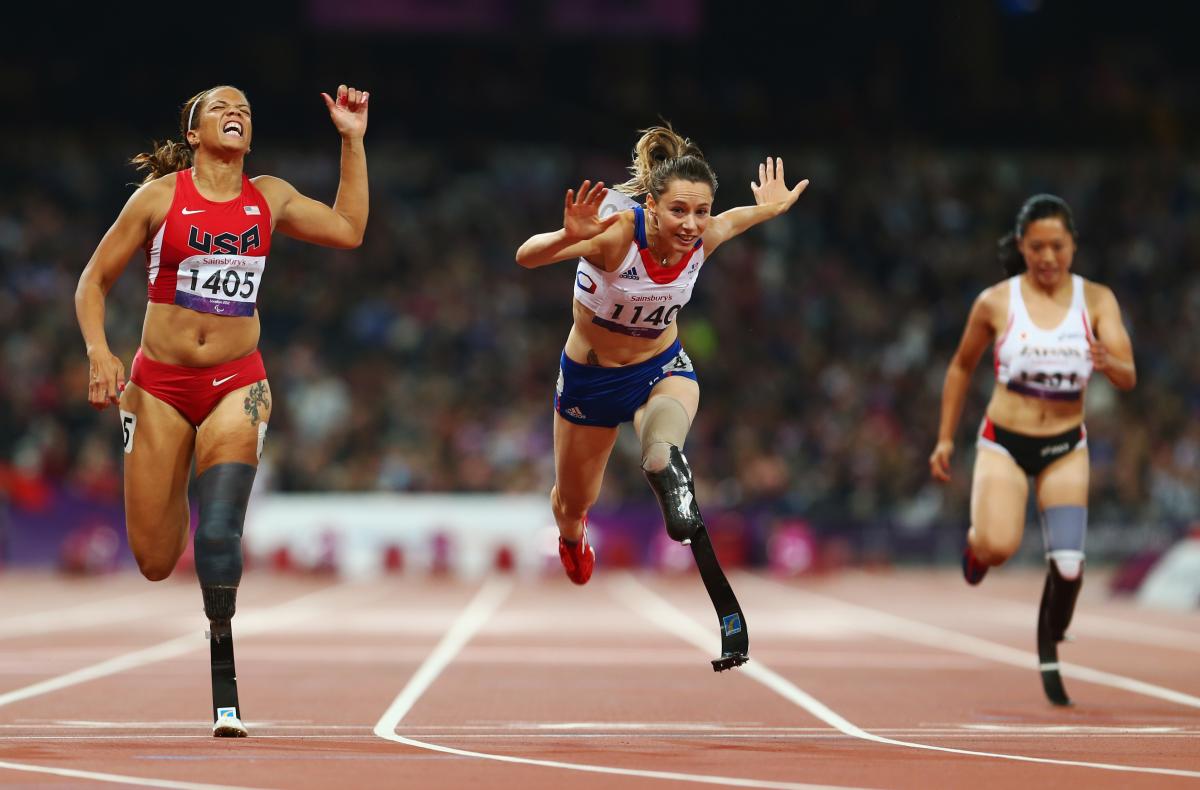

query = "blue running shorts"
[[554, 340, 698, 428]]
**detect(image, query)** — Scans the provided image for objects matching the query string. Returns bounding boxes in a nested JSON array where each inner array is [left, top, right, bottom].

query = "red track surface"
[[0, 566, 1197, 789]]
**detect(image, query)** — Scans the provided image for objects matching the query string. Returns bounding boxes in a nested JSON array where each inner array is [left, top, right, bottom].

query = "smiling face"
[[646, 179, 714, 256], [186, 86, 252, 155], [1018, 217, 1076, 288]]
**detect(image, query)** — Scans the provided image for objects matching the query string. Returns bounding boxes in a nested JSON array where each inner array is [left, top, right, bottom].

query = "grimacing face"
[[647, 179, 714, 256], [187, 87, 252, 154], [1019, 217, 1076, 288]]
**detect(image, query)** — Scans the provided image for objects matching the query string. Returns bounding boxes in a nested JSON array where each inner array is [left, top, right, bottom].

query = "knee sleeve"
[[195, 463, 256, 619], [640, 397, 691, 473], [1040, 506, 1087, 581]]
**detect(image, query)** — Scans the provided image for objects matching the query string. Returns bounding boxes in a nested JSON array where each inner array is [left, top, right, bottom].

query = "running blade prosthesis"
[[688, 526, 749, 672], [1036, 562, 1082, 706], [208, 622, 248, 737], [645, 447, 749, 672]]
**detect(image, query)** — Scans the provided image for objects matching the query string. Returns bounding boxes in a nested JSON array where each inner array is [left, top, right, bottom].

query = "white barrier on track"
[[1136, 529, 1200, 611], [243, 493, 556, 579]]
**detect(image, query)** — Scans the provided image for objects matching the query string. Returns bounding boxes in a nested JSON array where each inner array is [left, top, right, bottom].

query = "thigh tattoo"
[[243, 382, 270, 425]]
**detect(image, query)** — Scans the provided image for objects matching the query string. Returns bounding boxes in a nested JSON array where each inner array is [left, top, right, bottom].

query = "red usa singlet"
[[144, 168, 272, 318]]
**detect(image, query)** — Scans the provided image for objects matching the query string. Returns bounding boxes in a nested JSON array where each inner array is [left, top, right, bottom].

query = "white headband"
[[186, 95, 203, 141]]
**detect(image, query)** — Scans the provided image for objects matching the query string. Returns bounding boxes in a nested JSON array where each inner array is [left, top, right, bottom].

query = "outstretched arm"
[[269, 84, 369, 249], [703, 157, 809, 254], [929, 291, 996, 482], [516, 180, 628, 269]]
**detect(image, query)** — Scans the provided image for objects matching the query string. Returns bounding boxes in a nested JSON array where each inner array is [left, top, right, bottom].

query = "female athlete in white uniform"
[[929, 194, 1135, 703], [517, 126, 807, 668]]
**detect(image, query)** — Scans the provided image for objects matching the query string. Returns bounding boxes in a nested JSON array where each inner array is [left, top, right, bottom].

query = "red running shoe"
[[962, 544, 988, 586], [558, 520, 595, 585]]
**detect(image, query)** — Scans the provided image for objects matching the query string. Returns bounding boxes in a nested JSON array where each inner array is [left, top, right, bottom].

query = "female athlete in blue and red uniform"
[[517, 126, 807, 669], [929, 194, 1135, 704], [75, 83, 369, 735]]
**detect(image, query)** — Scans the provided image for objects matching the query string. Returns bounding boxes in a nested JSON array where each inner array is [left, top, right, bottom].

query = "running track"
[[0, 566, 1197, 788]]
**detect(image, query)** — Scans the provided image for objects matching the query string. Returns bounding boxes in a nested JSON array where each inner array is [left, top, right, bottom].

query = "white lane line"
[[0, 585, 377, 788], [7, 721, 1193, 735], [6, 732, 1200, 743], [0, 634, 200, 709], [613, 574, 1200, 781], [0, 759, 273, 790], [154, 644, 982, 670], [373, 578, 873, 790], [980, 604, 1200, 652], [0, 591, 189, 639], [744, 575, 1200, 710], [374, 578, 513, 728], [0, 584, 356, 709]]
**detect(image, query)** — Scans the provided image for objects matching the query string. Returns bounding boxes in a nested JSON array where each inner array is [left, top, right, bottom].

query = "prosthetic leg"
[[645, 445, 748, 671], [195, 463, 257, 736], [1035, 506, 1086, 706], [205, 587, 246, 736]]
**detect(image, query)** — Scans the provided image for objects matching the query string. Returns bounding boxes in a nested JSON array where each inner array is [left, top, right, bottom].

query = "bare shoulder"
[[123, 172, 177, 229], [599, 208, 637, 247], [250, 174, 294, 199], [975, 279, 1010, 318], [613, 207, 637, 234], [249, 175, 299, 222], [1081, 277, 1118, 310], [584, 209, 637, 271], [129, 171, 176, 207]]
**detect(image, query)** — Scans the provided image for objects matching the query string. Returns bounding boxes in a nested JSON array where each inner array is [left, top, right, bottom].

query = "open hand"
[[563, 180, 621, 241], [750, 157, 809, 215], [321, 84, 369, 140]]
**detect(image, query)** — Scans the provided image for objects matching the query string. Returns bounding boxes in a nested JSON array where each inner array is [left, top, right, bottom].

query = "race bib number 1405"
[[175, 255, 265, 317]]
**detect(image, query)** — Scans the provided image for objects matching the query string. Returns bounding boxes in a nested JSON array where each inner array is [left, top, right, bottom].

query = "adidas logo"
[[619, 268, 640, 280], [565, 406, 586, 419]]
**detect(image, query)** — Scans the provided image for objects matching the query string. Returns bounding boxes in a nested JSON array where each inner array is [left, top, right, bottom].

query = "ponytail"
[[997, 193, 1078, 277], [997, 231, 1024, 277], [615, 124, 713, 198], [130, 140, 194, 184]]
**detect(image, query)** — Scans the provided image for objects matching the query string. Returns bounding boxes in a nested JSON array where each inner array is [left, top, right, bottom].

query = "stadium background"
[[1, 0, 1196, 584]]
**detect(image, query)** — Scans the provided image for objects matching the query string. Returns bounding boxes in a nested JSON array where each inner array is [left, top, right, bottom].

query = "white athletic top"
[[574, 200, 706, 339], [994, 274, 1095, 401]]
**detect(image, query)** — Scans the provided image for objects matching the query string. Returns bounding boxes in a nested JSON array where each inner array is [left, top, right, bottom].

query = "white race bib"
[[174, 254, 265, 317]]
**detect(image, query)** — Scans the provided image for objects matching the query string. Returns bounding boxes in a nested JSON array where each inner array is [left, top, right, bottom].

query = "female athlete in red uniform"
[[516, 126, 807, 669], [75, 83, 368, 735], [929, 194, 1135, 704]]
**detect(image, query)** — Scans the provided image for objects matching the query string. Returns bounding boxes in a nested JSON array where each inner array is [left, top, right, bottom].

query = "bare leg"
[[119, 384, 196, 581], [968, 447, 1029, 566], [551, 413, 618, 543], [1036, 447, 1089, 513]]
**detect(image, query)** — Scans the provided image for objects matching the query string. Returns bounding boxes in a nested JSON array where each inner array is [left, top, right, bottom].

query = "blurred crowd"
[[2, 133, 1198, 563]]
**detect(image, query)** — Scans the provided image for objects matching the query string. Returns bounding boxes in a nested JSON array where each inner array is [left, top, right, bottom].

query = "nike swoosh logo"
[[212, 374, 237, 387], [181, 208, 205, 215]]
